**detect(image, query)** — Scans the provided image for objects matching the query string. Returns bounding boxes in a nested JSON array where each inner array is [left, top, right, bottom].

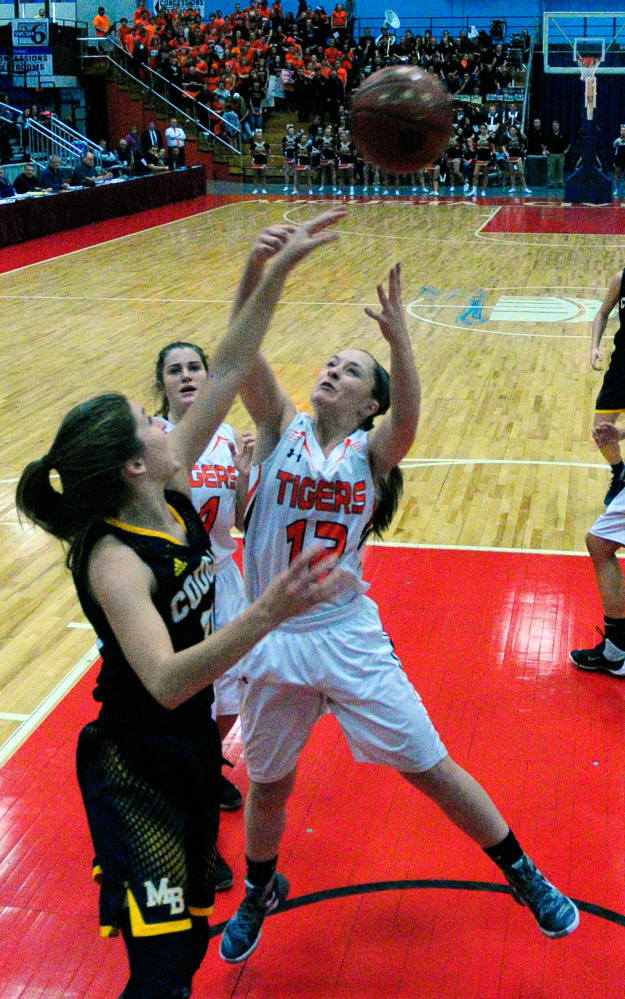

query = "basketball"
[[349, 66, 454, 173]]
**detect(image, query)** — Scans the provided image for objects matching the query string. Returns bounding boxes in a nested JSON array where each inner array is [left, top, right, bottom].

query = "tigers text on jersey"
[[244, 412, 374, 628], [163, 420, 238, 567]]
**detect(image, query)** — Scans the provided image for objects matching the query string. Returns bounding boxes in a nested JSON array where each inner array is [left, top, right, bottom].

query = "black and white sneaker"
[[219, 872, 290, 963], [570, 638, 625, 675], [604, 469, 625, 506], [503, 855, 580, 938]]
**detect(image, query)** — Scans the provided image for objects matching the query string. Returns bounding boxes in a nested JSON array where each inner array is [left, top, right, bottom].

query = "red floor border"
[[0, 194, 250, 273], [482, 204, 625, 235]]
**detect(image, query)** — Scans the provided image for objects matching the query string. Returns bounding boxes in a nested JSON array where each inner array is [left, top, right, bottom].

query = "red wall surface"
[[105, 79, 215, 179]]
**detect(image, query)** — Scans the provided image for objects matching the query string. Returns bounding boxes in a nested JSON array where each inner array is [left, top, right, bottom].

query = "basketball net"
[[578, 56, 600, 120]]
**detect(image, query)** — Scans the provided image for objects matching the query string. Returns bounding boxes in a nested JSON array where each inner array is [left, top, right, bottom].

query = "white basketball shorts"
[[590, 485, 625, 545], [212, 557, 248, 717], [239, 595, 447, 782]]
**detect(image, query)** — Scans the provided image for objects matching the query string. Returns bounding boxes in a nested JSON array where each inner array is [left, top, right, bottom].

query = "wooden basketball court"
[[1, 193, 624, 997]]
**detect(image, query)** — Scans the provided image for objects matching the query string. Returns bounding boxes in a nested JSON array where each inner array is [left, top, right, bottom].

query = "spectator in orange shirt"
[[331, 1, 347, 43], [324, 40, 340, 66], [117, 17, 132, 46], [133, 4, 149, 24], [144, 19, 157, 44], [93, 6, 112, 37]]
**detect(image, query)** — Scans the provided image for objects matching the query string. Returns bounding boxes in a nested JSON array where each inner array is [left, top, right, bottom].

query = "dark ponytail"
[[154, 340, 209, 418], [16, 393, 142, 569], [359, 353, 404, 539]]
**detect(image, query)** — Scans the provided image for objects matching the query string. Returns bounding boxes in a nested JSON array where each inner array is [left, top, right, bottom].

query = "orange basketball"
[[350, 65, 454, 173]]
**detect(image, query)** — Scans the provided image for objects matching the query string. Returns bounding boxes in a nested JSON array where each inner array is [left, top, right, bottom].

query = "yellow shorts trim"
[[100, 925, 119, 938], [188, 905, 214, 917], [127, 889, 192, 937], [92, 863, 103, 883], [595, 409, 625, 415]]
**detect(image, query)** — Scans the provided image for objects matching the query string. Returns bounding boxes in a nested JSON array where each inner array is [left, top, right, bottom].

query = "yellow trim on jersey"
[[127, 889, 192, 937], [92, 862, 103, 882], [104, 505, 187, 547], [100, 925, 119, 937], [188, 905, 214, 917]]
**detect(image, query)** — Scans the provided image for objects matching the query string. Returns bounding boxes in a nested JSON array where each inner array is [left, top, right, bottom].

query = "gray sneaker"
[[503, 855, 580, 938], [219, 872, 290, 963]]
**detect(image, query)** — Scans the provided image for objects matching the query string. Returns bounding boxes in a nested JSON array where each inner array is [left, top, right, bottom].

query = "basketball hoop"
[[577, 56, 600, 119]]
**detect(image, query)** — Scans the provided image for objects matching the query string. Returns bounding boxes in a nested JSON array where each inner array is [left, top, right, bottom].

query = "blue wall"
[[352, 0, 621, 28]]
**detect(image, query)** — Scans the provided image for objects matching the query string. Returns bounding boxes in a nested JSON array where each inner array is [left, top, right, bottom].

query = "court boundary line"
[[0, 199, 242, 276], [474, 205, 502, 235], [282, 201, 625, 249], [368, 540, 589, 556], [0, 457, 610, 486], [207, 879, 625, 938], [0, 643, 99, 769], [0, 539, 595, 767]]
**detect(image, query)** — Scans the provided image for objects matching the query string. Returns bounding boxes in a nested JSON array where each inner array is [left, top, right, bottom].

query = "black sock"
[[246, 855, 278, 889], [610, 460, 624, 477], [604, 616, 625, 653], [483, 829, 524, 870]]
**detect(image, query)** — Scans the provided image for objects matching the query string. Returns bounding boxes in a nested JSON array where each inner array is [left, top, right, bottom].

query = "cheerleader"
[[319, 125, 337, 194], [295, 132, 314, 196], [250, 129, 270, 194], [336, 127, 355, 195], [504, 126, 531, 196], [282, 123, 298, 194]]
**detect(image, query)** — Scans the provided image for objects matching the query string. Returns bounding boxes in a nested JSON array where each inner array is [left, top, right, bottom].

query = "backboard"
[[543, 11, 625, 73]]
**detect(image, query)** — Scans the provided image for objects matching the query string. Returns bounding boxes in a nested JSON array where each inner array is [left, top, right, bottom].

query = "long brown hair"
[[359, 354, 404, 537], [16, 393, 142, 568]]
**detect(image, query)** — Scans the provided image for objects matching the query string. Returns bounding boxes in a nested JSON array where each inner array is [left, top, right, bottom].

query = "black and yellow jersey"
[[73, 489, 216, 726]]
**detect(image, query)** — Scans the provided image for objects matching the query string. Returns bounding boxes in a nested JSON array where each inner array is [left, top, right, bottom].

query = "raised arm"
[[365, 263, 421, 479], [167, 206, 346, 482], [233, 209, 347, 461], [591, 269, 621, 370]]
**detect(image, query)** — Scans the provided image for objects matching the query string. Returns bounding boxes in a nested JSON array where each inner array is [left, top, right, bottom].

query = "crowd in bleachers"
[[103, 1, 531, 142], [0, 1, 576, 198]]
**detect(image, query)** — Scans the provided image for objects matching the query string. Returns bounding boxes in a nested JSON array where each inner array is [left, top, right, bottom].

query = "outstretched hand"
[[249, 206, 347, 273], [249, 223, 298, 266], [270, 205, 348, 270], [265, 543, 349, 624], [228, 431, 255, 476], [364, 263, 408, 345]]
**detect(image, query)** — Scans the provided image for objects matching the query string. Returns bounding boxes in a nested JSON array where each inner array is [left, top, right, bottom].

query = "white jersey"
[[163, 420, 238, 568], [244, 411, 375, 628]]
